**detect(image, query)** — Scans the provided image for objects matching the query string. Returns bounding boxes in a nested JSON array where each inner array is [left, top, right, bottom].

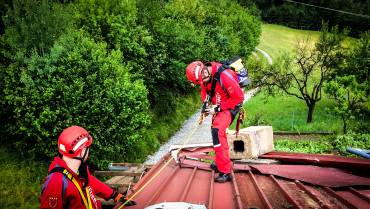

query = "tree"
[[2, 0, 74, 56], [325, 76, 367, 133], [325, 31, 370, 133], [257, 24, 346, 123], [340, 31, 370, 85]]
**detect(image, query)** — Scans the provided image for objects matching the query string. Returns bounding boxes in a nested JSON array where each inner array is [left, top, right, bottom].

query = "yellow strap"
[[63, 169, 92, 209], [86, 187, 92, 209]]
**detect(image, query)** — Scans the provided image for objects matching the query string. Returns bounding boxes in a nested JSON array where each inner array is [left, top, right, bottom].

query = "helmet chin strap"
[[73, 147, 90, 162], [73, 147, 90, 187]]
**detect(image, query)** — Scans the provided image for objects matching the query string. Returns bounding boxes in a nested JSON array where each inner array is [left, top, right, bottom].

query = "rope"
[[116, 111, 203, 209]]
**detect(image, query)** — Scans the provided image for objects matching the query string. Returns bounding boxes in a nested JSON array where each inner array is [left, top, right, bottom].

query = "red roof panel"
[[115, 146, 370, 209]]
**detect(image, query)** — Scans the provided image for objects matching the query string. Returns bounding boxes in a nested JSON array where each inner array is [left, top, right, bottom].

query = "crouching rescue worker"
[[40, 125, 136, 209], [186, 61, 244, 183]]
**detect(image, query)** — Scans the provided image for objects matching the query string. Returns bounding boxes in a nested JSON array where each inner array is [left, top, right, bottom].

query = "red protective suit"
[[200, 62, 244, 174], [40, 157, 114, 209]]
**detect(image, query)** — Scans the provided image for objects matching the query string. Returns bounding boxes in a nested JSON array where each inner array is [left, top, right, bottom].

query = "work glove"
[[205, 105, 221, 115], [112, 192, 137, 206]]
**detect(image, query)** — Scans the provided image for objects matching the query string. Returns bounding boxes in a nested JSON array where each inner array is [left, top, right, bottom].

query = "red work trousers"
[[211, 110, 232, 174]]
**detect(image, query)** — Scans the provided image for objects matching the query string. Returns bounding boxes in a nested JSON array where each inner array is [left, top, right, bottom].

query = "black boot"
[[214, 173, 232, 183], [210, 162, 219, 173]]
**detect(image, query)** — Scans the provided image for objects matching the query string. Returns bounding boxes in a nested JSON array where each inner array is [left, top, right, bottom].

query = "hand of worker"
[[205, 105, 220, 115], [113, 192, 137, 206]]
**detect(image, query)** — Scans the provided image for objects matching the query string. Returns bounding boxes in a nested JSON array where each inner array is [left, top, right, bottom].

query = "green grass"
[[0, 146, 48, 209], [240, 92, 342, 133], [258, 24, 321, 60], [258, 24, 356, 60]]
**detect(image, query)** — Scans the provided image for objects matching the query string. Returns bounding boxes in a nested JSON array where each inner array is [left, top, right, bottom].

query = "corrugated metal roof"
[[116, 146, 370, 209]]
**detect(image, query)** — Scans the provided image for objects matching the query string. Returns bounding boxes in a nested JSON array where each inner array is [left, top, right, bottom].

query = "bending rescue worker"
[[186, 61, 244, 183]]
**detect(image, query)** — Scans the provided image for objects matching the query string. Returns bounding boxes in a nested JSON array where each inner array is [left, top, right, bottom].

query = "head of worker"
[[58, 125, 92, 164], [186, 61, 212, 86]]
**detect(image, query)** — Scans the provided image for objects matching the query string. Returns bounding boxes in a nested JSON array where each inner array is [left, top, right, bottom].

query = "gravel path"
[[145, 49, 272, 165]]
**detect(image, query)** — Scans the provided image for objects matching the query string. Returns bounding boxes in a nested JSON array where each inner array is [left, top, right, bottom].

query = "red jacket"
[[201, 62, 244, 111], [40, 157, 114, 209]]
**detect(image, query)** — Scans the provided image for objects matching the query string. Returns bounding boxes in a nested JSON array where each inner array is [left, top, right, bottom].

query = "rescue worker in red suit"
[[186, 61, 244, 183], [40, 125, 136, 209]]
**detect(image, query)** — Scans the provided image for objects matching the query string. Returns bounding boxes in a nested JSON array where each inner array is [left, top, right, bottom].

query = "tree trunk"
[[306, 102, 315, 123], [342, 115, 347, 134]]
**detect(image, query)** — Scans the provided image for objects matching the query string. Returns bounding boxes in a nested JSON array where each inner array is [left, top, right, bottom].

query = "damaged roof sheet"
[[120, 146, 370, 209]]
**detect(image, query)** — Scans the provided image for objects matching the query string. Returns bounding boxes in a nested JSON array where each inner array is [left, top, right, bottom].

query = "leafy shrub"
[[332, 132, 370, 155], [3, 30, 150, 167], [274, 139, 333, 154]]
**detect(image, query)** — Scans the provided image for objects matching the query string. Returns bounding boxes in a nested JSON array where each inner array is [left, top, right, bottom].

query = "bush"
[[332, 132, 370, 155], [274, 139, 333, 154], [2, 30, 150, 167]]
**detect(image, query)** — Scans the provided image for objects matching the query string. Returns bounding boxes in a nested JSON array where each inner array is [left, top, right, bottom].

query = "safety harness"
[[48, 167, 93, 209], [203, 64, 245, 136]]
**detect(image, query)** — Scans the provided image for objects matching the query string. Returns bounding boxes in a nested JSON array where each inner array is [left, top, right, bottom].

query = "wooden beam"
[[94, 171, 143, 177]]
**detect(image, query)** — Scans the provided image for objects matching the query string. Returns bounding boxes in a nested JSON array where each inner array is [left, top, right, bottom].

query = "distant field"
[[257, 24, 321, 59], [257, 24, 355, 59]]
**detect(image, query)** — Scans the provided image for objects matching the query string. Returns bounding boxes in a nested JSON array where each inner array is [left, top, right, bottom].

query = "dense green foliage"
[[3, 30, 150, 166], [326, 76, 368, 133], [332, 133, 370, 155], [0, 0, 261, 166], [136, 0, 261, 113], [239, 0, 370, 37], [275, 139, 333, 154], [2, 0, 74, 55], [325, 31, 370, 134]]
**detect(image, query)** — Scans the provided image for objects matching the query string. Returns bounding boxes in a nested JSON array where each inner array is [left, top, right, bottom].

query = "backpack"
[[221, 56, 250, 88], [208, 56, 250, 99]]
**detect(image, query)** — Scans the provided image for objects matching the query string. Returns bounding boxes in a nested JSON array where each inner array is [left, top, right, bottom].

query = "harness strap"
[[49, 167, 92, 209], [209, 66, 238, 106]]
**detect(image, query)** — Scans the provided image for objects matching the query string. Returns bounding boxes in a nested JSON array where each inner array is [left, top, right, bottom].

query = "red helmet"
[[58, 126, 93, 158], [186, 61, 204, 85]]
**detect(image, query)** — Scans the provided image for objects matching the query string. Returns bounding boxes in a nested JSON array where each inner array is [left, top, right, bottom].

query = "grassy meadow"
[[241, 92, 342, 132], [257, 24, 321, 59]]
